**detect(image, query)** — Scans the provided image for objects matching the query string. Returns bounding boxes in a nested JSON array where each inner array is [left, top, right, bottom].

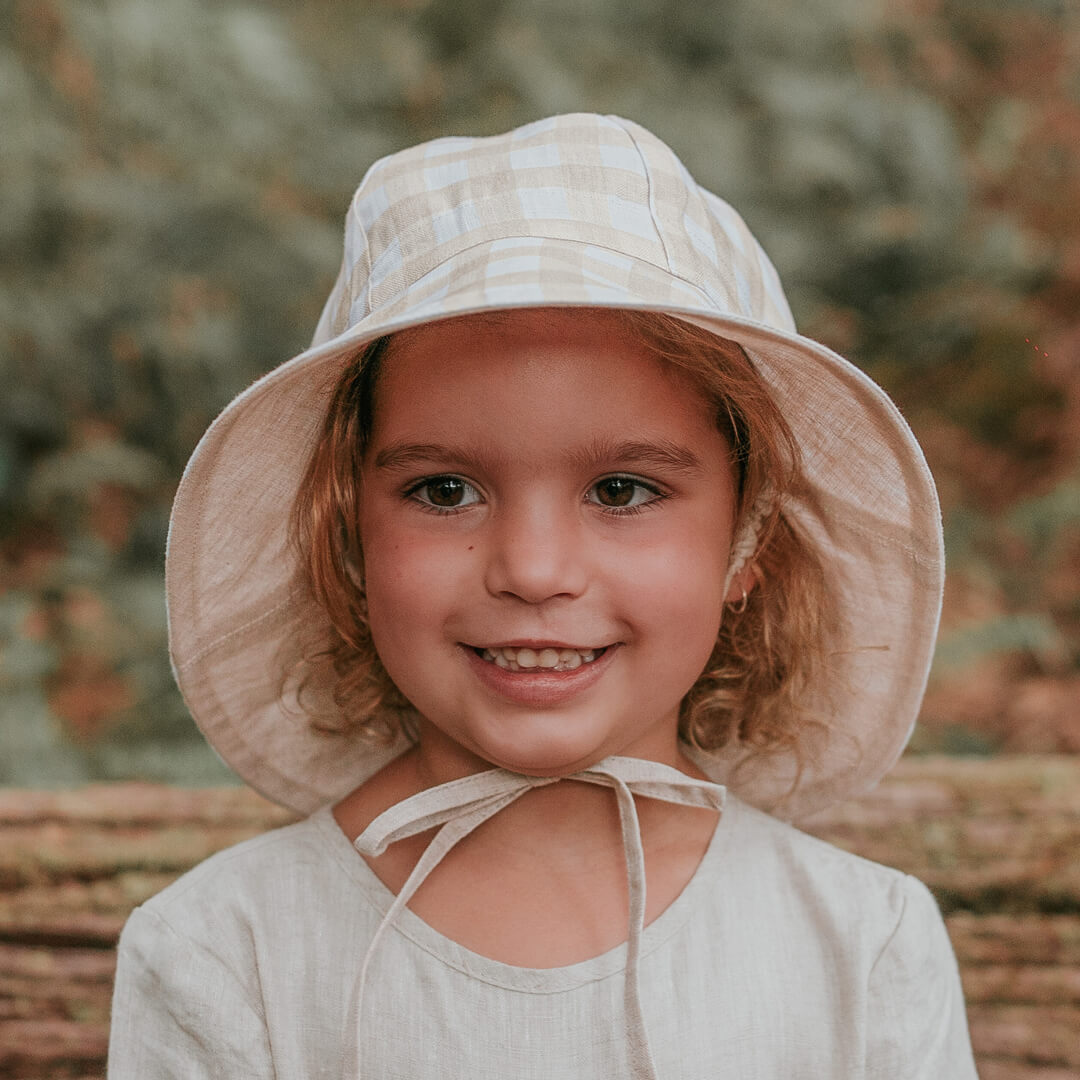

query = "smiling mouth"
[[473, 645, 609, 672]]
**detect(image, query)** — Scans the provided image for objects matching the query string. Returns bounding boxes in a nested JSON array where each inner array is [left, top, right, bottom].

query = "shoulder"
[[726, 794, 910, 888], [717, 795, 920, 946], [692, 795, 967, 1021], [123, 808, 368, 962], [147, 810, 335, 902], [702, 800, 977, 1074], [108, 824, 326, 1079]]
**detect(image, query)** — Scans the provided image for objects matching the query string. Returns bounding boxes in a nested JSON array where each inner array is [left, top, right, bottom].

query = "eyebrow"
[[566, 436, 706, 476], [373, 437, 706, 476], [373, 443, 493, 471]]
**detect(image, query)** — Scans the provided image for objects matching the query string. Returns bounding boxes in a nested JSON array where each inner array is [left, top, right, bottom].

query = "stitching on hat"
[[176, 587, 306, 672], [807, 511, 942, 570], [609, 116, 673, 273], [376, 234, 720, 318]]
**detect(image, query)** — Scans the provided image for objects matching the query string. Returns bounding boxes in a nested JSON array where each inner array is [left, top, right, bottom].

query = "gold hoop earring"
[[730, 585, 748, 615]]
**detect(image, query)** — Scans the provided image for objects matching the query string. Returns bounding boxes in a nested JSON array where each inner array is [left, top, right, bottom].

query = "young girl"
[[109, 113, 978, 1078]]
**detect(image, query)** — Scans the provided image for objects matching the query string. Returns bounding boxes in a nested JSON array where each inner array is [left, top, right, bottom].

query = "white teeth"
[[479, 645, 604, 672]]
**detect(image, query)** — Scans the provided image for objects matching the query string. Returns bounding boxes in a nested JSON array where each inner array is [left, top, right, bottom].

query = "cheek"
[[365, 538, 430, 610], [617, 515, 730, 594], [615, 528, 729, 649], [361, 540, 454, 696], [360, 520, 468, 640]]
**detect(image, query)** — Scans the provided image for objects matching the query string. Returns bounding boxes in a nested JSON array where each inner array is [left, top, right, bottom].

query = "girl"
[[109, 113, 978, 1078]]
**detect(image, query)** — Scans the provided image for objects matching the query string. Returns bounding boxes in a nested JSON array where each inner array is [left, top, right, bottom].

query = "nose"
[[483, 498, 589, 604]]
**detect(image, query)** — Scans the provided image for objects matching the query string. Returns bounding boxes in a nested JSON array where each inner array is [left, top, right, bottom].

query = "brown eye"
[[595, 477, 636, 507], [409, 476, 481, 511], [587, 476, 664, 511], [427, 478, 467, 506]]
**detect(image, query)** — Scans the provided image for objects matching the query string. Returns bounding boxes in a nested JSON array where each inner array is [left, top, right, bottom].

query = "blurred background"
[[1, 0, 1078, 787]]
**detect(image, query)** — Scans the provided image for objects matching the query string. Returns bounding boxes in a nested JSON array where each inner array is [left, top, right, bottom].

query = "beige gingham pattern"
[[166, 113, 944, 820], [316, 114, 793, 342]]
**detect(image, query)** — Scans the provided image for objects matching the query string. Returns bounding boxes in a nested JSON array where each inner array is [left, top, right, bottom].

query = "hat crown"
[[315, 113, 796, 346]]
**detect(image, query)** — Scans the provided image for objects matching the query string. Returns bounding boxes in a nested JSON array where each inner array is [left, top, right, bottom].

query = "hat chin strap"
[[350, 756, 726, 1079]]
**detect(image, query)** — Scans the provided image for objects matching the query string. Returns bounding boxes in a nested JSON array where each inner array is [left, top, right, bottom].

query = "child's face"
[[358, 309, 741, 776]]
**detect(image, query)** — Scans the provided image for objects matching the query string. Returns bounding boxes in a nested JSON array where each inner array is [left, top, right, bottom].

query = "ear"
[[724, 562, 760, 606]]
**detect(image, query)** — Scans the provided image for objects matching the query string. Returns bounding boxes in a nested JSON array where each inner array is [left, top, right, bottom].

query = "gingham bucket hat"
[[166, 113, 944, 820]]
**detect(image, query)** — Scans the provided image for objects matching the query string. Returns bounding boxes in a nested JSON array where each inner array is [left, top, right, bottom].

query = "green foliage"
[[2, 0, 1078, 779], [1008, 483, 1080, 555], [934, 613, 1068, 673]]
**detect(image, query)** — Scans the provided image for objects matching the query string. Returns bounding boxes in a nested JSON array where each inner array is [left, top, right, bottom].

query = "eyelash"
[[403, 474, 669, 516]]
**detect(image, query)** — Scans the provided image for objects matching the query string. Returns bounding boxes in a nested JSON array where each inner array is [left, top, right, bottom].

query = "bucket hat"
[[166, 112, 944, 822]]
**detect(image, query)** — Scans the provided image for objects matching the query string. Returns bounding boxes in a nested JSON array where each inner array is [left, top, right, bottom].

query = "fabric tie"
[[350, 755, 726, 1079]]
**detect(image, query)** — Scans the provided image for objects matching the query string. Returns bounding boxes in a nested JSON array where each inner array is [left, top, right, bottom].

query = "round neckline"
[[313, 794, 737, 993]]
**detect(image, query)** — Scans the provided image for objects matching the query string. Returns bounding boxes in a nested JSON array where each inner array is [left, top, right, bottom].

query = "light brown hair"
[[292, 309, 831, 759]]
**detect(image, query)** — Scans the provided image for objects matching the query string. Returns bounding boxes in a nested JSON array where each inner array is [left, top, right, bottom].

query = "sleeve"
[[108, 905, 275, 1080], [865, 874, 979, 1079]]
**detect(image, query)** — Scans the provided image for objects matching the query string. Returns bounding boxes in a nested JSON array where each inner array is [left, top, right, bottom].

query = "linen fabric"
[[107, 788, 978, 1079], [165, 112, 945, 821], [350, 756, 729, 1080]]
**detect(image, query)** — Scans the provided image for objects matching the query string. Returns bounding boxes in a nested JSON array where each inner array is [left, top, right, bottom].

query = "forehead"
[[373, 309, 717, 434], [387, 307, 638, 365]]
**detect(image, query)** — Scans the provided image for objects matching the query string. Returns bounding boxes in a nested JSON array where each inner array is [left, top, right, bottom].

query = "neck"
[[409, 718, 705, 791], [398, 723, 715, 865]]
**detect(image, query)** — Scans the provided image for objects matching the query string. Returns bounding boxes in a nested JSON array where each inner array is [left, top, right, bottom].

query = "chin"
[[493, 753, 600, 778], [466, 720, 612, 778]]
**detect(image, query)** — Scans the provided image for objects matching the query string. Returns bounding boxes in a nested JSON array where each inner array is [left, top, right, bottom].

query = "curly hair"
[[291, 309, 831, 760]]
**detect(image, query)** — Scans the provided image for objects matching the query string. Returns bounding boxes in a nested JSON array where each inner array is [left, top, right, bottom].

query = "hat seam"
[[330, 182, 377, 338], [371, 233, 718, 320], [608, 116, 674, 273]]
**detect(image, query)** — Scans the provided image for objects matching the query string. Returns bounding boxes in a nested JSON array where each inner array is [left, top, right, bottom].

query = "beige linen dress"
[[108, 782, 978, 1079]]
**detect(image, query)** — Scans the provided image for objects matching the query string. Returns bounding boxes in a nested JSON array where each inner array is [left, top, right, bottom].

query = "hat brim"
[[166, 237, 943, 820]]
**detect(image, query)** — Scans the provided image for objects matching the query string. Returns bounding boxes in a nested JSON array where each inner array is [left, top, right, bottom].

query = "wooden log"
[[946, 913, 1080, 967], [961, 962, 1080, 1005], [0, 949, 114, 1025], [1, 758, 1074, 910], [0, 784, 296, 827], [803, 756, 1080, 914], [0, 1018, 109, 1074], [979, 1064, 1080, 1080], [967, 1005, 1080, 1068], [0, 875, 175, 948], [0, 756, 1077, 1079], [0, 823, 291, 890]]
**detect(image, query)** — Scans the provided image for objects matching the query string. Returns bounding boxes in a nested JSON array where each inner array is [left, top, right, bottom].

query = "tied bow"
[[351, 755, 726, 1079]]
